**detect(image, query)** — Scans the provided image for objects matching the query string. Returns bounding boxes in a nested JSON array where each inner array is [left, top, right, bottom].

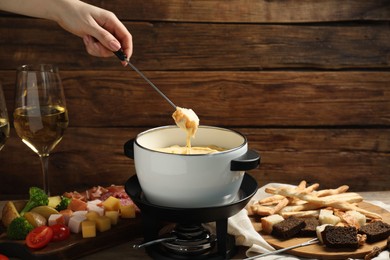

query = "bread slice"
[[261, 214, 284, 234], [299, 217, 320, 237], [272, 216, 305, 239], [322, 226, 359, 249], [359, 221, 390, 243]]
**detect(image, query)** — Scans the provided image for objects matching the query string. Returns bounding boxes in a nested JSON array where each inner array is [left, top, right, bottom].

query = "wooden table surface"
[[80, 191, 390, 260], [1, 191, 389, 259]]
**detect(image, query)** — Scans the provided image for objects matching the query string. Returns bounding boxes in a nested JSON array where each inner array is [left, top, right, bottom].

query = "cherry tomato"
[[51, 224, 70, 242], [0, 254, 9, 260], [26, 226, 54, 249]]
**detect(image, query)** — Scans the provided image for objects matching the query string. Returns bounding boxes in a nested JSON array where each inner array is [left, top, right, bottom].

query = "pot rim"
[[134, 125, 248, 156]]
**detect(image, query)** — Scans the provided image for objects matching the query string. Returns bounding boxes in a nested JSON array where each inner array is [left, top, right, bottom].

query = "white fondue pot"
[[124, 125, 260, 208]]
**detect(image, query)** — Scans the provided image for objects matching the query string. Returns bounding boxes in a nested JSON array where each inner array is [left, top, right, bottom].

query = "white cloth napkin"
[[226, 183, 390, 260]]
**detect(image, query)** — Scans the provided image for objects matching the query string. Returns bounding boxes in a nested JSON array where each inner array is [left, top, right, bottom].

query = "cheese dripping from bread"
[[172, 107, 199, 153]]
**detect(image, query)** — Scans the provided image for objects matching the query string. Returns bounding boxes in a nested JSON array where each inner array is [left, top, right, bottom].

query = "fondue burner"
[[125, 173, 258, 259], [159, 223, 218, 256]]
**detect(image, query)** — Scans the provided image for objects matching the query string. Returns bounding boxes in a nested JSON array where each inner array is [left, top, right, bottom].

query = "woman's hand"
[[55, 0, 132, 62], [0, 0, 133, 63]]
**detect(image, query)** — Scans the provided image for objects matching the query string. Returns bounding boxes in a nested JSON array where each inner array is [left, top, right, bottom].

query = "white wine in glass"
[[0, 83, 10, 151], [14, 64, 68, 195]]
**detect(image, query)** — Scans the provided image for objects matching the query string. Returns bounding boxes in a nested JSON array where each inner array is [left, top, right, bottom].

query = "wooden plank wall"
[[0, 1, 389, 198]]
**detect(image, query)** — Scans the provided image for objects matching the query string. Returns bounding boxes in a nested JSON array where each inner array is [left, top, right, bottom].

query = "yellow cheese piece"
[[95, 216, 111, 232], [81, 220, 96, 238], [105, 211, 119, 225], [48, 196, 61, 208], [102, 196, 120, 211], [86, 211, 100, 221], [120, 204, 136, 218]]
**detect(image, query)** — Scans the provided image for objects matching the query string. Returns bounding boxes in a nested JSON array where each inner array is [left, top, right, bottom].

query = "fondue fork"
[[114, 49, 177, 109], [243, 238, 319, 260], [132, 236, 177, 249]]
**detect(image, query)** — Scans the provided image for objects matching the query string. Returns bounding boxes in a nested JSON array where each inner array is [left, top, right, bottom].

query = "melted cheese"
[[168, 107, 225, 154], [155, 145, 226, 155], [172, 107, 199, 151]]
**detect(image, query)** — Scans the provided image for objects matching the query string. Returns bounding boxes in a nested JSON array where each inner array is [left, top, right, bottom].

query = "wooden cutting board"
[[257, 202, 390, 259], [0, 202, 143, 259]]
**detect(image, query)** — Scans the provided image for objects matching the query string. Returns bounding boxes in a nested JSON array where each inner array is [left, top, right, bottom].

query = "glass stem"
[[39, 154, 50, 196]]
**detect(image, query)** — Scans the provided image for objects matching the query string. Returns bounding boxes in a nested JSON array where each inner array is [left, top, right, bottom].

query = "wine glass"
[[0, 82, 10, 151], [13, 64, 69, 195]]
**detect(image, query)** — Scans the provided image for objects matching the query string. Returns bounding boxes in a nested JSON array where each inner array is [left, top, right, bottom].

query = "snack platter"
[[0, 215, 142, 259], [258, 202, 390, 259], [0, 184, 144, 259], [248, 181, 390, 260]]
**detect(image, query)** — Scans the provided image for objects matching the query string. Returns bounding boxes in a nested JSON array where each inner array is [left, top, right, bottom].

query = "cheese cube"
[[120, 204, 136, 218], [48, 214, 65, 226], [87, 203, 105, 216], [102, 196, 120, 211], [319, 209, 340, 225], [319, 209, 333, 216], [86, 211, 100, 221], [105, 211, 119, 225], [95, 216, 111, 232], [345, 210, 366, 228], [261, 214, 284, 234], [73, 210, 88, 217], [82, 221, 96, 238], [48, 196, 62, 208], [88, 199, 102, 205], [316, 224, 331, 243], [68, 215, 87, 233]]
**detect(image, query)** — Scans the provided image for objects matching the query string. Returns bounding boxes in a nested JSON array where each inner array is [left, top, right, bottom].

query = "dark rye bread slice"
[[359, 221, 390, 243], [322, 226, 359, 249], [271, 217, 305, 239], [298, 217, 320, 237]]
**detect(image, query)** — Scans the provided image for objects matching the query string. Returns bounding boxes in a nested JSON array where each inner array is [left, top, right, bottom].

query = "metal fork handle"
[[132, 236, 177, 249], [244, 238, 319, 260], [113, 49, 177, 109]]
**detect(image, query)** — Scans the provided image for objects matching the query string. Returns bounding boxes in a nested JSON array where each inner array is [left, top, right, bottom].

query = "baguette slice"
[[261, 214, 284, 234]]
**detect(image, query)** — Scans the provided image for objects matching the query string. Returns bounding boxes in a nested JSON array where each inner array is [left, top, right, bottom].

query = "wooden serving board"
[[0, 204, 143, 259], [257, 202, 390, 259]]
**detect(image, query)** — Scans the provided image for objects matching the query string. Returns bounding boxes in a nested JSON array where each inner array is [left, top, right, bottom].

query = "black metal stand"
[[124, 173, 258, 259]]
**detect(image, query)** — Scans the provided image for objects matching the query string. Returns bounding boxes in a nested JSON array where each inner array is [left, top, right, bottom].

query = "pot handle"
[[230, 149, 260, 171], [124, 139, 135, 159]]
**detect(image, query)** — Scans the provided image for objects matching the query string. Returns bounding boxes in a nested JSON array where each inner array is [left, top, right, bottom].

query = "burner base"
[[146, 234, 237, 260], [125, 173, 258, 260]]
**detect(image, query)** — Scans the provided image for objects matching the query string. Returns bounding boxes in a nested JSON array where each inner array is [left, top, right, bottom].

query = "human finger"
[[82, 35, 114, 57]]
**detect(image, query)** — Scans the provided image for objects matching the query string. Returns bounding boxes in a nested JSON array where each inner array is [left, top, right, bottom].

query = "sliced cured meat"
[[68, 198, 88, 212]]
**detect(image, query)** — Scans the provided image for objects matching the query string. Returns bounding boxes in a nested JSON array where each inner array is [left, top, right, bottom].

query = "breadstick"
[[246, 205, 255, 215], [297, 180, 307, 190], [279, 202, 322, 213], [252, 180, 381, 221], [250, 204, 274, 216], [273, 197, 289, 214], [272, 186, 381, 218], [302, 183, 320, 193], [265, 187, 277, 194], [321, 192, 363, 204], [316, 185, 349, 197], [258, 194, 285, 205], [281, 210, 320, 218], [274, 186, 324, 204], [326, 200, 382, 220]]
